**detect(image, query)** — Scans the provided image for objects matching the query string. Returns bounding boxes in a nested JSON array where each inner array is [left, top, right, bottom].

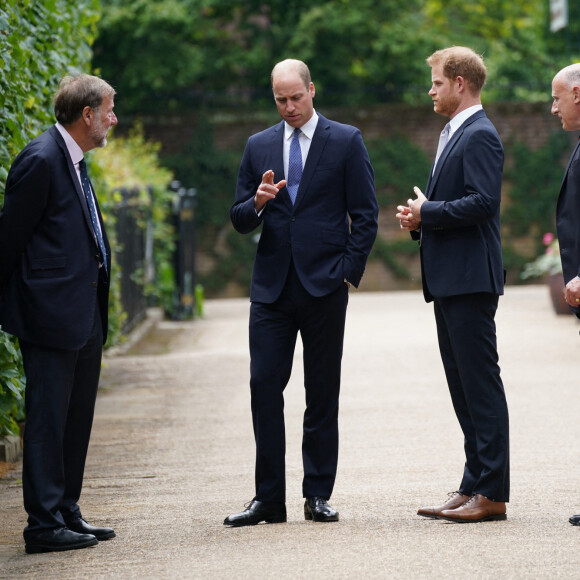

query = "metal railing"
[[113, 182, 198, 334], [113, 187, 149, 334]]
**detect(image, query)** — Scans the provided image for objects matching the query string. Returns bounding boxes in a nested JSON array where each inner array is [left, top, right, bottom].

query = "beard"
[[90, 116, 110, 148], [434, 93, 462, 118]]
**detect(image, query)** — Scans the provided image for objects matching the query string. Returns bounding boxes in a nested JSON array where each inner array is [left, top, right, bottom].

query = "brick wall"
[[139, 101, 562, 157]]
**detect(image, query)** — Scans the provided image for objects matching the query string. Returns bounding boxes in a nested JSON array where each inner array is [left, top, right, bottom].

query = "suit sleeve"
[[0, 150, 50, 291], [421, 128, 503, 229], [343, 130, 378, 286], [230, 139, 263, 235]]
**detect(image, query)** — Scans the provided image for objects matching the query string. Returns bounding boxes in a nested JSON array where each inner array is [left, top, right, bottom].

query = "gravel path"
[[1, 285, 579, 579]]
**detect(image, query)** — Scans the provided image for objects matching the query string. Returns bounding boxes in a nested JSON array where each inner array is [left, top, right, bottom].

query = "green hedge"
[[0, 0, 100, 186]]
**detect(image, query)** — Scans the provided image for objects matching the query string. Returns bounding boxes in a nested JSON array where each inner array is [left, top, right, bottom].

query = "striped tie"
[[79, 158, 108, 273]]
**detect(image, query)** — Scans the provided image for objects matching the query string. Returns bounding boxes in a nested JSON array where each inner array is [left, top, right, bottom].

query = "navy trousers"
[[434, 292, 510, 502], [19, 303, 103, 540], [249, 264, 348, 503]]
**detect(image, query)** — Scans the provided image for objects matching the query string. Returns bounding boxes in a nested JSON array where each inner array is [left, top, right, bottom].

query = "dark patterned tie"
[[287, 128, 302, 204], [79, 158, 108, 273]]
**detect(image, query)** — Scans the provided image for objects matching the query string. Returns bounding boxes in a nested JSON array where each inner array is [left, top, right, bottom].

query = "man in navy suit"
[[551, 63, 580, 526], [396, 47, 510, 523], [225, 59, 378, 526], [0, 74, 117, 552]]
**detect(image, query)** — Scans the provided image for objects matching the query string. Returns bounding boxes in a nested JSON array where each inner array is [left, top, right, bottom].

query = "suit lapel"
[[560, 139, 580, 189], [48, 126, 98, 246], [427, 110, 486, 199], [292, 115, 330, 209], [271, 124, 285, 184], [427, 129, 463, 198]]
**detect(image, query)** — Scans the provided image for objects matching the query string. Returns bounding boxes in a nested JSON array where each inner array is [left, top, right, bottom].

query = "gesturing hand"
[[254, 170, 287, 212]]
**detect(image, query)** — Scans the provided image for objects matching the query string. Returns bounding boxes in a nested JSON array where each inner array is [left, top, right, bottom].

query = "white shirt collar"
[[55, 122, 84, 165], [449, 104, 483, 135], [284, 110, 319, 141]]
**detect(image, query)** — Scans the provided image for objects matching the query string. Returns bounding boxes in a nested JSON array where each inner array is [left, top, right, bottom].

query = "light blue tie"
[[287, 128, 302, 204], [433, 122, 451, 173], [79, 158, 108, 273]]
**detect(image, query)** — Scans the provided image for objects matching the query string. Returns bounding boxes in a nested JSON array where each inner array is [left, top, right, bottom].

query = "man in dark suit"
[[551, 63, 580, 526], [396, 46, 510, 523], [0, 74, 117, 552], [225, 59, 378, 527]]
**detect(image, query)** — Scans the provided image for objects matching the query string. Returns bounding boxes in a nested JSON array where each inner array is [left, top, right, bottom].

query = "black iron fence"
[[113, 187, 149, 334], [170, 181, 197, 320], [113, 183, 197, 334]]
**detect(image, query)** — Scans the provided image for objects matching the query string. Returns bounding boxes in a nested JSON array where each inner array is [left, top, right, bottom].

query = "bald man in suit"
[[226, 59, 378, 527], [551, 63, 580, 526]]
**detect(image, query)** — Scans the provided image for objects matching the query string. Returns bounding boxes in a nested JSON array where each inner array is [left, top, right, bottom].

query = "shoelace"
[[461, 494, 479, 506]]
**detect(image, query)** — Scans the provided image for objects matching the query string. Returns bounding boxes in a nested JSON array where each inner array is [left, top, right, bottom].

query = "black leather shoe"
[[570, 514, 580, 526], [25, 527, 98, 554], [223, 500, 287, 527], [304, 497, 339, 522], [66, 518, 116, 540]]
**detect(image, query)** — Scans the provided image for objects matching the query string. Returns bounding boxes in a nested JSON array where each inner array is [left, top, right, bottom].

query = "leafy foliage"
[[93, 0, 437, 113], [423, 0, 564, 103], [163, 115, 239, 251], [0, 0, 100, 191], [503, 132, 570, 240], [93, 0, 578, 116], [92, 124, 177, 318], [0, 335, 25, 438], [367, 136, 431, 207]]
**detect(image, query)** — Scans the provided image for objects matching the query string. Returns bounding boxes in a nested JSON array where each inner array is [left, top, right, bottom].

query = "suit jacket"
[[413, 110, 505, 302], [556, 140, 580, 287], [230, 114, 378, 302], [0, 125, 110, 349]]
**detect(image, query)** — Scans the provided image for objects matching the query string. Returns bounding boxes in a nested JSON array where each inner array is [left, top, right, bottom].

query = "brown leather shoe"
[[417, 491, 470, 519], [440, 493, 506, 523]]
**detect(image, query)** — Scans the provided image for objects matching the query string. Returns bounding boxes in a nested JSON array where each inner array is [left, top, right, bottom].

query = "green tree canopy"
[[93, 0, 575, 116]]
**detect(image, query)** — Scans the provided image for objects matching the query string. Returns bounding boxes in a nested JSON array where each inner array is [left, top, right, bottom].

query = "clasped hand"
[[396, 186, 426, 231], [565, 276, 580, 307]]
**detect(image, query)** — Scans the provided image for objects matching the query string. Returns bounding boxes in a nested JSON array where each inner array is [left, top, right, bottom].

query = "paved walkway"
[[1, 285, 580, 579]]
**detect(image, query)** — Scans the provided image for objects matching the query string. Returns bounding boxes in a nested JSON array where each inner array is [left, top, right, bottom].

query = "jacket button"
[[291, 216, 296, 222], [92, 281, 98, 288]]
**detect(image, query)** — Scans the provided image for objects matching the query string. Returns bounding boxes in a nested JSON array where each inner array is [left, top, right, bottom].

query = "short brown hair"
[[427, 47, 487, 94], [53, 74, 116, 125]]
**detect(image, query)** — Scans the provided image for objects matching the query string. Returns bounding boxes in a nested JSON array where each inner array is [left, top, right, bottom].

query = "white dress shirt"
[[54, 122, 103, 238], [283, 111, 319, 179]]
